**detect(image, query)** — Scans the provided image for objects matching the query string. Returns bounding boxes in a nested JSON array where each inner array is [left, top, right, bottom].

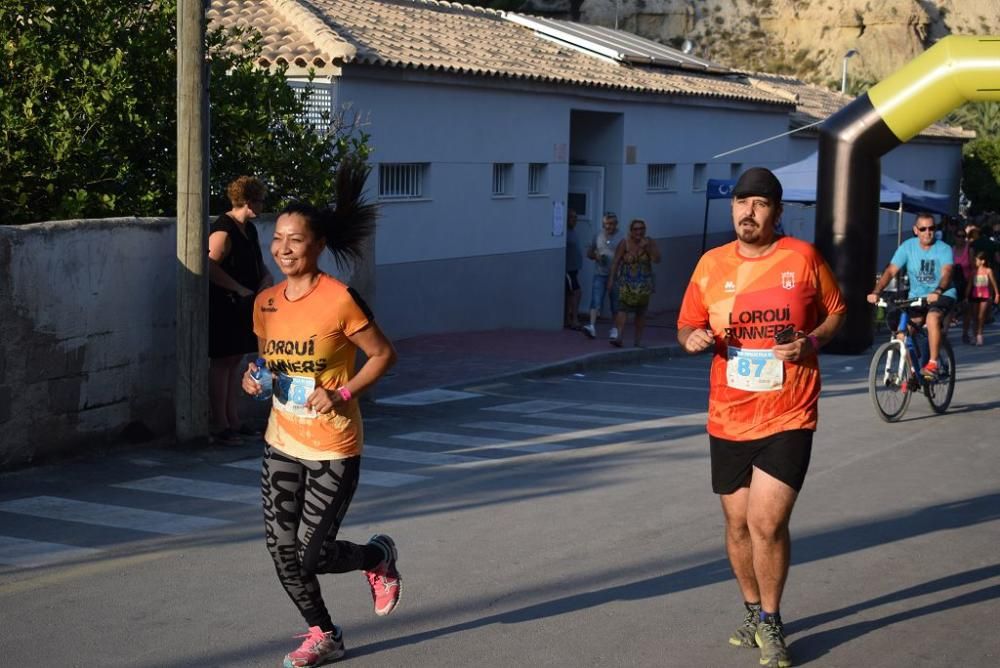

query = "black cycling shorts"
[[710, 429, 813, 494], [926, 294, 955, 315]]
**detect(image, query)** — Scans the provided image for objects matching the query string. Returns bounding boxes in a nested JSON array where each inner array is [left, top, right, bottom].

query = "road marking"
[[0, 536, 102, 569], [579, 403, 697, 418], [0, 496, 229, 535], [360, 470, 429, 487], [462, 421, 594, 437], [566, 377, 707, 391], [112, 476, 259, 505], [610, 370, 710, 381], [482, 399, 580, 414], [223, 458, 428, 487], [529, 412, 629, 426], [393, 431, 569, 454], [362, 444, 491, 468], [377, 389, 481, 406]]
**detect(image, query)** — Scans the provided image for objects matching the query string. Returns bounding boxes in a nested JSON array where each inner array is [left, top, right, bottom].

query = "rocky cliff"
[[524, 0, 1000, 91]]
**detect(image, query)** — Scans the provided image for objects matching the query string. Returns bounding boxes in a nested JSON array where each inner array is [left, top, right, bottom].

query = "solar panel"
[[504, 13, 729, 74]]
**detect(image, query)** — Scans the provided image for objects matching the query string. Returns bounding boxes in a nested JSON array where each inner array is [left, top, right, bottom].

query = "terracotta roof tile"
[[208, 0, 792, 105]]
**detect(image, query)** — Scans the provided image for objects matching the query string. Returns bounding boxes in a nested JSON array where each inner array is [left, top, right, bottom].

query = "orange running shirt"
[[677, 237, 846, 441], [252, 274, 370, 460]]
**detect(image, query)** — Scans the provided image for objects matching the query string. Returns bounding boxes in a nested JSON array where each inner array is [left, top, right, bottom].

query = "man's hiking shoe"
[[755, 616, 792, 668], [920, 359, 939, 381], [729, 602, 761, 648]]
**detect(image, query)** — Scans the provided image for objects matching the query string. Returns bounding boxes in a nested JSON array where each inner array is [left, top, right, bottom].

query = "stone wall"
[[0, 218, 176, 468], [0, 216, 372, 469]]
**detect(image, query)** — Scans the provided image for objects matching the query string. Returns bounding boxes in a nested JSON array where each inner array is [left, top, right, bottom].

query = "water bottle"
[[251, 357, 273, 401]]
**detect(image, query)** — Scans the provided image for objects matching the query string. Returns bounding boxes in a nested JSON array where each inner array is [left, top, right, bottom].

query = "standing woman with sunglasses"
[[607, 218, 661, 347], [242, 159, 400, 668]]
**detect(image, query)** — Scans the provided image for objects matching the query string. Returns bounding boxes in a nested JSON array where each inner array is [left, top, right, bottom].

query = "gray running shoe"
[[755, 616, 792, 668], [729, 602, 760, 648]]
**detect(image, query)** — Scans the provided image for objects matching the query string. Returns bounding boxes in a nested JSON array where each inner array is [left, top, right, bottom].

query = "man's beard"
[[737, 218, 768, 244]]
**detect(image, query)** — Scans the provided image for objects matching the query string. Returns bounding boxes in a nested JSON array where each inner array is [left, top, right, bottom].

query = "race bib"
[[273, 374, 318, 419], [726, 347, 784, 392]]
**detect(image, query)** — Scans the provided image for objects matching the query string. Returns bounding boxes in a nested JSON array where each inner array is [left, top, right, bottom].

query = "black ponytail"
[[278, 156, 377, 269], [325, 156, 377, 269]]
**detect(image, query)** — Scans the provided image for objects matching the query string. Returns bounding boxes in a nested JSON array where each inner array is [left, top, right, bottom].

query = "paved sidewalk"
[[374, 310, 681, 400]]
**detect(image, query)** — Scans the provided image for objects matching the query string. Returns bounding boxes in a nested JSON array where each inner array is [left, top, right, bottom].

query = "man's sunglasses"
[[916, 226, 935, 232]]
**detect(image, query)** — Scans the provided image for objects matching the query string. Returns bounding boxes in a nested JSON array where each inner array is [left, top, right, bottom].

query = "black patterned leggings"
[[261, 444, 383, 631]]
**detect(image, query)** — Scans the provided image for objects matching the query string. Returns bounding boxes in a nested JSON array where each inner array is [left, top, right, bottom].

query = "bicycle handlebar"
[[876, 296, 928, 309]]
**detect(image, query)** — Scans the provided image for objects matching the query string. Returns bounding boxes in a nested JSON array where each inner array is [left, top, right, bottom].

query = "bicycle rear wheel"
[[869, 340, 913, 422], [924, 338, 956, 413]]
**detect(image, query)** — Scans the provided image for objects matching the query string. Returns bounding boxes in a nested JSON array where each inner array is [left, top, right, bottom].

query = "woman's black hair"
[[278, 156, 378, 269]]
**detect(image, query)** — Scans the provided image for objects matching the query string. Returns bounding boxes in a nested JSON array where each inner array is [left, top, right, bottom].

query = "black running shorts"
[[710, 429, 813, 494]]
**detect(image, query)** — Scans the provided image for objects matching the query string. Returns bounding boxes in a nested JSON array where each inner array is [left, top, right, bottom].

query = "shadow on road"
[[340, 491, 1000, 661]]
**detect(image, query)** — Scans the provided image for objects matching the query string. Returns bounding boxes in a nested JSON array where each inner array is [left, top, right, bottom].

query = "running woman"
[[242, 160, 400, 668]]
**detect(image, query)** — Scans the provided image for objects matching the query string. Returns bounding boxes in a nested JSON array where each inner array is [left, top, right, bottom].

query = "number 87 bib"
[[726, 346, 784, 392]]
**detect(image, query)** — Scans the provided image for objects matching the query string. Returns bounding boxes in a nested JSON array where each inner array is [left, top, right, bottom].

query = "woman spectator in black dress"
[[208, 176, 273, 443]]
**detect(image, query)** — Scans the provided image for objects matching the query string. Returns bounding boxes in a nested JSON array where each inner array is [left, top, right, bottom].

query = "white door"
[[568, 166, 605, 316]]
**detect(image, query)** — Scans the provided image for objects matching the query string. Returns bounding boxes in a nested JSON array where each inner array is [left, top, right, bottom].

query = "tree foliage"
[[0, 0, 367, 225], [945, 102, 1000, 215]]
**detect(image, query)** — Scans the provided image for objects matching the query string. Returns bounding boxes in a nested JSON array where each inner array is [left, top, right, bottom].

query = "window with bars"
[[693, 163, 707, 191], [287, 81, 334, 130], [379, 163, 426, 200], [528, 163, 546, 194], [923, 179, 937, 192], [647, 163, 675, 191], [492, 163, 513, 196]]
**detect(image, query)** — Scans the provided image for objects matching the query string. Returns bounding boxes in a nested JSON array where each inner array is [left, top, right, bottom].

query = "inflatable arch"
[[815, 35, 1000, 353]]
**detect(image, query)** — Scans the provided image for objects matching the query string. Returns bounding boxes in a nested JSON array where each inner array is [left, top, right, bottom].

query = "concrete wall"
[[0, 218, 176, 468]]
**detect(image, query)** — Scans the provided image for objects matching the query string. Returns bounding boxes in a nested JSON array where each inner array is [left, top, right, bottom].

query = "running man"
[[677, 167, 846, 668]]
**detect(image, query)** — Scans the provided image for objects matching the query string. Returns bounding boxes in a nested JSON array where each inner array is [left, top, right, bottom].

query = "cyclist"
[[868, 212, 956, 380]]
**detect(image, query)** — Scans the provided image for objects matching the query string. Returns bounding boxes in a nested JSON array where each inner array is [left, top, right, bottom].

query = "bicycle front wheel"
[[925, 338, 956, 413], [869, 340, 913, 422]]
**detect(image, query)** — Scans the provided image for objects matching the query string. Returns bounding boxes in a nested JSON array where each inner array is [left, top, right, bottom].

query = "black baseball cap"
[[733, 167, 783, 203]]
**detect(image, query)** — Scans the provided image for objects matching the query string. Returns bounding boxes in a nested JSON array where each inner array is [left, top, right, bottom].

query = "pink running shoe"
[[364, 534, 402, 616], [283, 625, 344, 668]]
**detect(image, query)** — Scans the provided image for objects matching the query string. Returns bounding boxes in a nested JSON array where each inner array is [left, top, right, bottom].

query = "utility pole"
[[175, 0, 210, 443]]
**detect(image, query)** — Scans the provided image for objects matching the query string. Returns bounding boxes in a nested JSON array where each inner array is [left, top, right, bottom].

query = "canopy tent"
[[702, 152, 953, 253]]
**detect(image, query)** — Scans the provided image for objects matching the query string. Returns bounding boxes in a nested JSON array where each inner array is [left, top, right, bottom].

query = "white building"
[[210, 0, 970, 339]]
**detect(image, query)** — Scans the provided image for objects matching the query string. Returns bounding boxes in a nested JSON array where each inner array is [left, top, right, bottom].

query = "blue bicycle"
[[868, 296, 956, 422]]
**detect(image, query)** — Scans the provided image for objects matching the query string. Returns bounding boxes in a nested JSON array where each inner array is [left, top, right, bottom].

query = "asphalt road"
[[1, 337, 998, 667]]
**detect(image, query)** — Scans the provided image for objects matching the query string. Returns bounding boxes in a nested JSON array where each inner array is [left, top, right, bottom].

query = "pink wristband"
[[337, 387, 352, 402], [807, 334, 820, 352]]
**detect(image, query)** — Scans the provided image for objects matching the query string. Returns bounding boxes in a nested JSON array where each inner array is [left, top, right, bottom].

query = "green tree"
[[962, 137, 1000, 215], [945, 102, 1000, 215], [0, 1, 366, 226]]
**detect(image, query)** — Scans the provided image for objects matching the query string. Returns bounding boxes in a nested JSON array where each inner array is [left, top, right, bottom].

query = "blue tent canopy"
[[706, 152, 952, 215]]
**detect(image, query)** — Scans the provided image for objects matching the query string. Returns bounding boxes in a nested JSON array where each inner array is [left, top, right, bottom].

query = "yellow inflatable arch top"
[[815, 35, 1000, 353]]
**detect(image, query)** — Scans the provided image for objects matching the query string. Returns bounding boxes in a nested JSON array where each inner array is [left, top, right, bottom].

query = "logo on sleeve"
[[261, 297, 278, 313], [724, 281, 736, 293]]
